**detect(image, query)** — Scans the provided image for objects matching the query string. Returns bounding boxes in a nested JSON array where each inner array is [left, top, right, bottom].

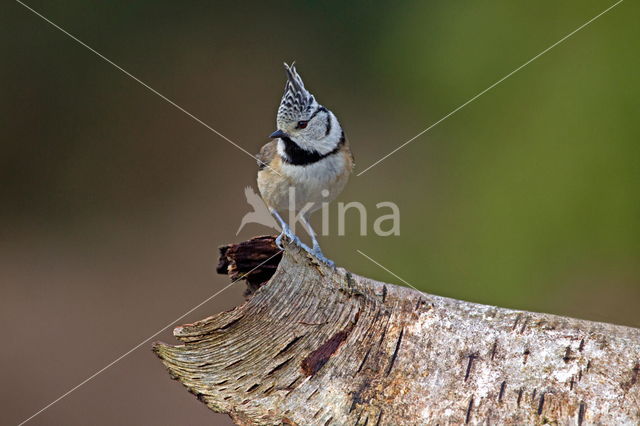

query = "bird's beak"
[[269, 129, 288, 139]]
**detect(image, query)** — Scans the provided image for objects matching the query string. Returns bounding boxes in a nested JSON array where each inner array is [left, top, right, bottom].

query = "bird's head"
[[271, 63, 342, 155]]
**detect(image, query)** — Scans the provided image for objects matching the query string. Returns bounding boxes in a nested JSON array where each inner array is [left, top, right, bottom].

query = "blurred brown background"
[[2, 1, 638, 425]]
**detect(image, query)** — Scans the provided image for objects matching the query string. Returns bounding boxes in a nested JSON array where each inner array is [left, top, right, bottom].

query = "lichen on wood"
[[153, 236, 640, 425]]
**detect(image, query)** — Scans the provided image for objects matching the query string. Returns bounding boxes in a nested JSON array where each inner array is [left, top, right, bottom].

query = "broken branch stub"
[[216, 236, 282, 297], [154, 236, 640, 425]]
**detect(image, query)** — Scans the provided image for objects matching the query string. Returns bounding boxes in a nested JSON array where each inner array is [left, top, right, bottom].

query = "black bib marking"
[[280, 133, 345, 166]]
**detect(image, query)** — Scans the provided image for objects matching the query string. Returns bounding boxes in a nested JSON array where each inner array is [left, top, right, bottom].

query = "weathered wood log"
[[153, 236, 640, 425]]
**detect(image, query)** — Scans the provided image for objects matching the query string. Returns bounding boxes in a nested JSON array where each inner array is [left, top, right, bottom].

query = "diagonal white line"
[[17, 249, 283, 425], [356, 249, 419, 292], [357, 0, 625, 176], [15, 0, 278, 174]]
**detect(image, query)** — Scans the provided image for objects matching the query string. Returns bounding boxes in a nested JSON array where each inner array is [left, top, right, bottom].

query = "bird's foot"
[[275, 230, 335, 268], [275, 226, 302, 250], [311, 246, 336, 268]]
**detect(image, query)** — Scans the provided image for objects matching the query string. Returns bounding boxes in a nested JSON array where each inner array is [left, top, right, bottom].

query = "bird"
[[256, 63, 354, 266], [235, 186, 280, 235]]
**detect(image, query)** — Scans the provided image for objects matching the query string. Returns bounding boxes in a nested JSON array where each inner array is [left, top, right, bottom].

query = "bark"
[[153, 236, 640, 425]]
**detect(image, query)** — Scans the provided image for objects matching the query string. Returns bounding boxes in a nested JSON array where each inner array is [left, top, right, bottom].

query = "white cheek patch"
[[276, 140, 289, 162], [294, 111, 342, 155], [324, 112, 343, 149]]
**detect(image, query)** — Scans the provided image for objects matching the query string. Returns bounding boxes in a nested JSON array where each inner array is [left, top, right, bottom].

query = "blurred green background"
[[2, 1, 638, 425]]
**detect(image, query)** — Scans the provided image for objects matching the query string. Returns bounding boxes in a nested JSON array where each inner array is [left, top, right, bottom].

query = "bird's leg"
[[300, 215, 335, 268], [270, 209, 304, 250]]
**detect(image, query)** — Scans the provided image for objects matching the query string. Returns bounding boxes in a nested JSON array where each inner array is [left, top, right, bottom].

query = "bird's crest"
[[277, 62, 318, 127]]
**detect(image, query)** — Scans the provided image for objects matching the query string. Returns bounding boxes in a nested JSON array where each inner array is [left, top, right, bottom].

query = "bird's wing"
[[256, 140, 277, 170], [343, 134, 355, 168]]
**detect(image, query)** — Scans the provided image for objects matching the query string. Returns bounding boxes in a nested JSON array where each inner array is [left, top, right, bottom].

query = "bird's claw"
[[275, 229, 335, 268], [274, 233, 285, 249], [275, 226, 302, 249]]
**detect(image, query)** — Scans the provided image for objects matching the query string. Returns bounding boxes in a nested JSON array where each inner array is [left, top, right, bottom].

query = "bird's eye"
[[296, 120, 309, 129]]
